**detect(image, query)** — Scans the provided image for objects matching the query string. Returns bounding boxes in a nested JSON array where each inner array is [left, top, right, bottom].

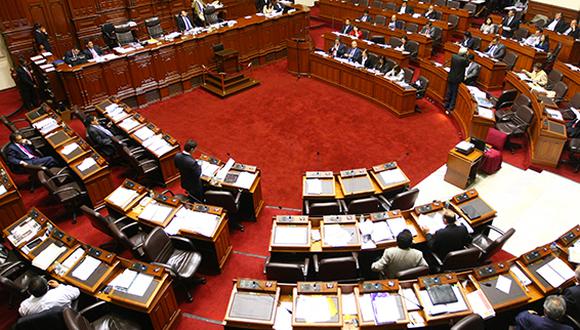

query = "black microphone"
[[399, 289, 424, 310]]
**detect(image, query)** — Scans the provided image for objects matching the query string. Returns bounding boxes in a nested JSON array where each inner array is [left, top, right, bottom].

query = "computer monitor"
[[470, 136, 486, 151]]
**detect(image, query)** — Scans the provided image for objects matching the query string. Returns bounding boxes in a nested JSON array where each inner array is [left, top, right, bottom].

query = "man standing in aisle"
[[174, 139, 204, 202], [444, 47, 469, 115]]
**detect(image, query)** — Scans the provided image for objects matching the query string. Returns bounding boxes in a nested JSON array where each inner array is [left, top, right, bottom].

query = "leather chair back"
[[431, 27, 442, 42], [433, 0, 446, 6], [14, 306, 67, 330], [403, 67, 414, 83], [145, 17, 163, 38], [63, 308, 92, 330], [396, 20, 406, 30], [448, 14, 459, 29], [416, 76, 429, 98], [143, 227, 173, 264], [495, 89, 517, 109], [447, 0, 459, 8], [80, 205, 113, 237], [394, 265, 429, 280], [374, 15, 386, 26], [441, 247, 481, 271], [347, 197, 381, 214], [266, 261, 307, 282], [114, 23, 135, 45], [552, 81, 568, 101], [547, 69, 563, 90], [513, 94, 531, 108], [384, 58, 396, 72], [359, 0, 369, 7], [570, 92, 580, 109], [433, 11, 443, 20], [390, 187, 419, 210], [450, 313, 484, 330], [463, 3, 476, 14], [384, 2, 397, 11], [515, 105, 534, 126], [405, 23, 418, 33], [512, 28, 529, 41], [482, 228, 515, 261], [318, 256, 358, 281], [204, 190, 238, 213], [308, 201, 341, 216], [407, 41, 419, 58], [371, 0, 383, 8], [389, 36, 402, 48], [361, 29, 370, 39], [472, 37, 481, 51], [107, 221, 133, 250], [38, 170, 57, 194], [502, 51, 518, 70]]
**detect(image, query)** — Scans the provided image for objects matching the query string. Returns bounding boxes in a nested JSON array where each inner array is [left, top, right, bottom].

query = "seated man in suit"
[[328, 38, 347, 58], [423, 209, 471, 259], [177, 10, 196, 32], [64, 48, 88, 66], [464, 53, 480, 86], [388, 15, 402, 31], [419, 21, 435, 38], [358, 10, 372, 23], [484, 36, 506, 60], [563, 19, 579, 39], [19, 277, 80, 317], [460, 31, 474, 49], [501, 10, 518, 38], [340, 18, 353, 34], [6, 132, 58, 169], [359, 49, 373, 68], [374, 56, 391, 74], [174, 139, 204, 202], [515, 295, 573, 330], [564, 266, 580, 322], [423, 5, 436, 19], [343, 40, 362, 63], [83, 41, 104, 60], [545, 12, 567, 33], [398, 0, 414, 14], [85, 115, 118, 158], [371, 229, 428, 278], [524, 29, 543, 46]]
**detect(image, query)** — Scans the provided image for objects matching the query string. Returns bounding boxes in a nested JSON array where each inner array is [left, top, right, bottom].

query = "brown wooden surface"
[[322, 33, 411, 67], [310, 52, 417, 117], [445, 146, 483, 189], [356, 21, 433, 59], [0, 161, 26, 230], [553, 61, 580, 100], [287, 37, 312, 75], [525, 2, 580, 30]]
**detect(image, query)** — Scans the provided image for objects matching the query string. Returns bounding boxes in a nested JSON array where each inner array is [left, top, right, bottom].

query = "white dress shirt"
[[546, 19, 559, 31], [399, 6, 406, 14], [19, 284, 80, 316]]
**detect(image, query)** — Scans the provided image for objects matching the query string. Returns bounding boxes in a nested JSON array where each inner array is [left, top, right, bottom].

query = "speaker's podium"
[[444, 141, 483, 189], [202, 48, 260, 98], [287, 38, 311, 76]]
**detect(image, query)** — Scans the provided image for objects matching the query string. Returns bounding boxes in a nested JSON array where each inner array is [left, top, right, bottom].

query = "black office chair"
[[383, 187, 419, 211], [394, 265, 429, 280], [546, 69, 563, 91], [463, 3, 477, 15], [314, 253, 361, 282], [144, 17, 164, 39], [472, 37, 482, 51], [383, 2, 397, 11], [374, 15, 386, 26], [543, 42, 562, 72], [304, 200, 343, 216], [431, 27, 443, 48], [361, 29, 370, 40], [496, 105, 535, 153], [451, 313, 484, 330], [142, 228, 205, 302], [495, 94, 531, 122], [342, 196, 383, 214], [405, 23, 418, 33], [448, 14, 459, 30], [433, 0, 446, 6], [512, 28, 529, 41], [539, 81, 568, 105], [0, 260, 33, 307], [406, 41, 419, 61], [561, 138, 580, 172], [204, 189, 244, 231], [488, 89, 518, 110], [114, 23, 136, 46], [469, 226, 515, 263], [80, 205, 132, 251], [403, 67, 414, 84], [414, 76, 429, 113], [13, 306, 67, 330], [38, 171, 87, 224], [264, 256, 310, 282], [119, 146, 162, 186], [389, 36, 402, 48], [430, 247, 481, 273], [107, 219, 148, 259], [447, 0, 460, 9], [502, 51, 518, 70], [63, 302, 142, 330], [383, 58, 396, 72], [371, 0, 383, 8]]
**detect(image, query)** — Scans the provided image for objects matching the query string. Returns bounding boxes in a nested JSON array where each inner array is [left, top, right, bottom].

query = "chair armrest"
[[0, 261, 26, 277], [138, 159, 158, 167], [54, 167, 70, 177], [94, 204, 106, 212], [118, 221, 140, 234], [263, 256, 270, 274], [304, 200, 310, 215], [339, 199, 348, 213], [79, 300, 108, 316], [170, 235, 196, 251], [486, 224, 505, 236], [161, 189, 175, 196], [151, 261, 177, 277], [313, 254, 319, 273], [111, 215, 129, 225], [53, 186, 83, 196], [22, 163, 46, 171], [302, 257, 310, 278], [565, 315, 580, 329], [233, 189, 242, 205], [376, 195, 391, 210], [431, 252, 443, 267], [351, 252, 360, 270], [47, 174, 72, 184]]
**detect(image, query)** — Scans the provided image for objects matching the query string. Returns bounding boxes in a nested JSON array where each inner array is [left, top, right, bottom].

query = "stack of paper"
[[477, 107, 494, 119], [134, 126, 155, 141], [215, 158, 235, 181], [32, 243, 67, 270], [72, 256, 101, 281], [108, 186, 139, 209], [324, 224, 354, 247], [142, 134, 173, 157], [419, 286, 468, 316], [372, 293, 401, 324], [139, 202, 174, 224], [127, 273, 154, 296], [545, 109, 564, 121], [358, 294, 375, 322], [466, 290, 495, 319], [61, 248, 85, 272], [118, 117, 141, 132], [295, 295, 337, 323], [232, 171, 257, 189], [77, 157, 97, 172], [537, 258, 575, 288], [272, 226, 309, 245], [510, 265, 532, 286], [0, 184, 7, 195], [7, 217, 41, 246], [199, 160, 220, 178], [164, 207, 219, 237], [417, 211, 446, 234], [569, 242, 580, 264], [61, 142, 79, 156], [109, 269, 138, 290], [342, 293, 357, 315], [113, 46, 136, 54], [370, 221, 394, 243], [401, 288, 421, 311], [306, 178, 323, 195], [33, 117, 59, 134], [378, 168, 407, 186]]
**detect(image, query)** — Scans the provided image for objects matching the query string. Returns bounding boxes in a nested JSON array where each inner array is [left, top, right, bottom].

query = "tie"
[[489, 45, 496, 56], [90, 48, 99, 59], [184, 16, 193, 30], [17, 144, 36, 159]]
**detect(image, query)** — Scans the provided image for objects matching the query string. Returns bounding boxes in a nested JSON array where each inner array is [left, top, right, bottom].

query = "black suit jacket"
[[87, 125, 113, 147], [16, 66, 35, 88], [344, 47, 362, 63], [33, 29, 52, 52], [564, 285, 580, 321], [448, 54, 469, 84], [564, 27, 580, 39], [428, 223, 471, 259], [5, 142, 38, 166], [501, 15, 518, 37], [177, 14, 195, 31], [174, 152, 203, 200], [329, 43, 346, 57], [546, 19, 567, 33], [83, 46, 104, 59], [461, 37, 474, 49], [341, 24, 353, 34], [399, 6, 414, 14], [485, 43, 506, 59], [64, 51, 88, 66]]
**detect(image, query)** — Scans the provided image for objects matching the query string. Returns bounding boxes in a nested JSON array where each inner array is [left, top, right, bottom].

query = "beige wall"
[[0, 34, 16, 90], [529, 0, 580, 12]]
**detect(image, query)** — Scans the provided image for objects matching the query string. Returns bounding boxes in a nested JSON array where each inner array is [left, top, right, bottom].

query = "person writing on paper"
[[522, 63, 548, 87], [85, 115, 118, 157], [563, 266, 580, 322], [6, 133, 58, 169], [423, 209, 471, 259], [83, 41, 104, 60], [371, 229, 427, 278], [515, 295, 573, 330], [19, 277, 80, 316], [385, 65, 405, 82]]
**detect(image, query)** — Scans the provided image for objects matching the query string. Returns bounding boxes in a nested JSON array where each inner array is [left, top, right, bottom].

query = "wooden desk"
[[215, 49, 240, 74], [224, 279, 280, 329], [449, 189, 496, 227], [443, 41, 507, 90], [322, 33, 411, 68], [517, 244, 576, 295], [95, 99, 181, 185], [520, 23, 580, 65], [444, 146, 483, 189], [48, 8, 308, 109], [3, 208, 180, 330], [310, 53, 417, 117], [106, 179, 233, 274], [0, 161, 26, 230], [553, 61, 580, 100], [357, 21, 434, 59]]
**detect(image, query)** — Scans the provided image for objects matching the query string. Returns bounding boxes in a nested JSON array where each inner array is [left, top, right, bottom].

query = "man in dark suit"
[[340, 18, 353, 34], [85, 115, 117, 157], [460, 31, 474, 49], [15, 57, 37, 110], [359, 49, 373, 68], [177, 10, 195, 32], [464, 54, 481, 86], [33, 24, 52, 52], [423, 5, 437, 19], [64, 48, 88, 66], [562, 19, 579, 38], [515, 295, 573, 330], [358, 10, 372, 23], [6, 133, 58, 169], [484, 36, 506, 60], [343, 40, 362, 63], [328, 38, 346, 58], [501, 10, 518, 38], [545, 13, 567, 33], [83, 41, 104, 60], [424, 208, 471, 259], [398, 1, 414, 14], [564, 266, 580, 322], [443, 48, 469, 114], [174, 139, 204, 202]]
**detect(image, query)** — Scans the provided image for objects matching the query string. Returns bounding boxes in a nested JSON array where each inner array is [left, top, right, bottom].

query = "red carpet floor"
[[0, 18, 577, 329]]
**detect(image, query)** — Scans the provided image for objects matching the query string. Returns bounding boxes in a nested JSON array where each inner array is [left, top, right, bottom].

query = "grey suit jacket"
[[465, 62, 481, 80], [371, 247, 427, 278]]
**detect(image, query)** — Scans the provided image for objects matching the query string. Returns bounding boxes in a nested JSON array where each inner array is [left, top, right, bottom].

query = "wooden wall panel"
[[104, 59, 134, 99], [526, 1, 580, 23]]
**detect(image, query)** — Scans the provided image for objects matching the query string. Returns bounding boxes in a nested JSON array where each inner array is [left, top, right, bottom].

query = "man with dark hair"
[[177, 10, 195, 32], [501, 9, 518, 38], [484, 36, 506, 60], [6, 132, 58, 168], [423, 209, 471, 259], [174, 139, 204, 202], [64, 48, 88, 66], [15, 57, 37, 110], [33, 24, 52, 52], [86, 115, 117, 157], [464, 53, 481, 86], [83, 41, 104, 60], [460, 31, 474, 49], [371, 229, 427, 278], [515, 295, 573, 329], [19, 277, 80, 316]]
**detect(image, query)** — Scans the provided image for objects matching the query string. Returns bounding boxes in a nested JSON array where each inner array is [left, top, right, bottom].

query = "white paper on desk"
[[139, 202, 173, 224], [108, 186, 139, 209], [234, 171, 257, 190], [324, 224, 354, 247], [128, 273, 154, 296], [215, 158, 235, 181], [295, 295, 334, 323], [119, 118, 140, 131], [537, 258, 575, 288], [388, 217, 409, 237], [371, 221, 393, 243], [72, 256, 101, 281], [199, 160, 220, 178], [457, 217, 474, 234], [7, 217, 41, 246], [77, 157, 97, 172], [545, 109, 564, 121], [569, 244, 580, 264], [0, 184, 6, 195], [273, 226, 309, 245], [134, 126, 155, 141], [417, 211, 446, 234], [166, 207, 219, 237], [306, 178, 322, 195], [510, 265, 532, 286], [477, 107, 494, 119], [32, 243, 66, 270], [342, 293, 357, 315], [379, 168, 406, 186], [358, 294, 375, 321], [105, 103, 119, 113], [61, 142, 79, 156], [311, 229, 321, 242], [373, 293, 400, 324], [30, 55, 43, 61], [61, 247, 85, 270], [466, 289, 495, 320], [401, 288, 421, 311], [41, 52, 52, 57], [495, 274, 512, 294], [109, 269, 137, 290], [273, 301, 293, 330], [359, 219, 373, 236]]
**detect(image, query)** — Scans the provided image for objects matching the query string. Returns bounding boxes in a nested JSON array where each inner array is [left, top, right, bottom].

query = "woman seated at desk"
[[522, 62, 548, 88], [385, 65, 405, 82], [480, 17, 497, 35], [350, 25, 363, 39], [395, 35, 408, 52], [373, 56, 391, 74], [534, 34, 550, 52]]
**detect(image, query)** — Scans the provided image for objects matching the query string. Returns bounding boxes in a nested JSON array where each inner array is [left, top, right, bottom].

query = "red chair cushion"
[[486, 128, 507, 150], [481, 149, 503, 174]]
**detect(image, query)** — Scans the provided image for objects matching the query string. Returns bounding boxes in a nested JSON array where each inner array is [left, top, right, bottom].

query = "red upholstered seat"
[[480, 128, 507, 174]]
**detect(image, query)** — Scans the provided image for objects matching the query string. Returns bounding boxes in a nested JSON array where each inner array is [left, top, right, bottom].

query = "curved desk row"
[[0, 161, 26, 230], [24, 106, 114, 207], [355, 20, 434, 59], [226, 223, 579, 329], [3, 208, 180, 330], [309, 53, 417, 117], [553, 61, 580, 100], [44, 9, 309, 109], [323, 32, 411, 67]]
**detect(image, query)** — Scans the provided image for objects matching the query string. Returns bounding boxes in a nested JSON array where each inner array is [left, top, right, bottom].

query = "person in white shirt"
[[545, 12, 566, 33], [385, 65, 405, 81], [371, 230, 427, 278], [388, 15, 398, 30], [19, 277, 80, 316], [524, 29, 542, 46]]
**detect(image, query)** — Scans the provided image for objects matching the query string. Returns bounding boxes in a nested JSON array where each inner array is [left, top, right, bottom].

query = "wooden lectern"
[[444, 146, 483, 189], [287, 38, 311, 76], [215, 49, 240, 74]]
